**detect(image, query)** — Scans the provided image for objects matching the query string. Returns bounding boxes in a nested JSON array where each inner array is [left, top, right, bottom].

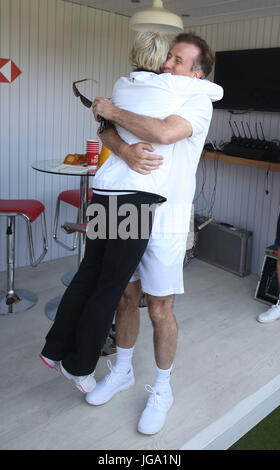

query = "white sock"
[[114, 346, 134, 374], [153, 364, 173, 393]]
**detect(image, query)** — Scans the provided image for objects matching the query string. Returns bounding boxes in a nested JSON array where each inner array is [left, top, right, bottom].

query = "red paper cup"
[[87, 140, 99, 149], [87, 152, 99, 167], [87, 140, 99, 166]]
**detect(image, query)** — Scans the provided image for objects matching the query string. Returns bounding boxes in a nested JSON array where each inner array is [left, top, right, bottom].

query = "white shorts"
[[129, 233, 188, 296]]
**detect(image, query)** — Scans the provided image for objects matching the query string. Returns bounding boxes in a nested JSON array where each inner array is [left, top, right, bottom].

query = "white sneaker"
[[59, 361, 96, 394], [137, 385, 174, 435], [85, 360, 135, 405], [257, 303, 280, 323], [39, 354, 59, 371]]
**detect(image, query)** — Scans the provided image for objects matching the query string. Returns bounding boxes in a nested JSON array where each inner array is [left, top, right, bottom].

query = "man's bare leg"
[[137, 294, 176, 435], [146, 294, 177, 369], [115, 280, 142, 348], [85, 281, 141, 406]]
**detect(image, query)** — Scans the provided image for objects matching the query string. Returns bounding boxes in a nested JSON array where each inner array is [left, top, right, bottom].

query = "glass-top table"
[[32, 159, 97, 320], [32, 159, 97, 177]]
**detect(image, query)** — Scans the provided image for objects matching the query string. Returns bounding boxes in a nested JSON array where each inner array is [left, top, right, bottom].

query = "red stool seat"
[[0, 199, 45, 223], [58, 189, 93, 208]]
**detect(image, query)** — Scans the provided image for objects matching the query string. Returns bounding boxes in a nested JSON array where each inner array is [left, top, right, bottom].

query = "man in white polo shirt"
[[87, 33, 222, 435]]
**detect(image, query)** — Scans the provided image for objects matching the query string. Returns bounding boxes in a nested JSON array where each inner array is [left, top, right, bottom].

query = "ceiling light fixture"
[[129, 0, 184, 35]]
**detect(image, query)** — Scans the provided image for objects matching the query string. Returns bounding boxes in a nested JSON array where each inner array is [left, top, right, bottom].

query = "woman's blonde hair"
[[129, 31, 170, 73]]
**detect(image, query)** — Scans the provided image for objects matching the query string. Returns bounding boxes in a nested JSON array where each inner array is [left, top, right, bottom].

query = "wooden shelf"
[[201, 150, 280, 172]]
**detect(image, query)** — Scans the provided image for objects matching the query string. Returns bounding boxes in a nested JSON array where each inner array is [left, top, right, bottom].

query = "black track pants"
[[41, 192, 161, 376]]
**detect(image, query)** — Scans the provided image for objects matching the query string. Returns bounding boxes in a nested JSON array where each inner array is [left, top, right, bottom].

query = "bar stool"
[[53, 189, 93, 286], [53, 188, 93, 251], [0, 199, 48, 315]]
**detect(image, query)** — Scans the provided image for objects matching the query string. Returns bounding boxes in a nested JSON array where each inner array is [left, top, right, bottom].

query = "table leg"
[[77, 174, 89, 264]]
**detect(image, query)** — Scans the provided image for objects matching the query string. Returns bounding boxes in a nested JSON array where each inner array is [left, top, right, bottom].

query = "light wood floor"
[[0, 255, 279, 450]]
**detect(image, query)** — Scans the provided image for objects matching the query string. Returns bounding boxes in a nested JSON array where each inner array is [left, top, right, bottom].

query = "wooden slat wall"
[[186, 17, 280, 275], [0, 0, 133, 271], [1, 3, 279, 276]]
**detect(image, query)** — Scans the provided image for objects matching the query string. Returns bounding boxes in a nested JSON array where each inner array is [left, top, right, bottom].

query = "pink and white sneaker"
[[39, 354, 59, 371], [59, 361, 96, 394]]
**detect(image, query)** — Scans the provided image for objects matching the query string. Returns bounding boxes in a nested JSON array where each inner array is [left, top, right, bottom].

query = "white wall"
[[186, 17, 280, 275], [1, 2, 279, 276], [0, 0, 133, 271]]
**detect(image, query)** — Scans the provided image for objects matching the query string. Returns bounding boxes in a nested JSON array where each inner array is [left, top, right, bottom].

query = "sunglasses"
[[72, 78, 109, 133], [72, 78, 95, 107]]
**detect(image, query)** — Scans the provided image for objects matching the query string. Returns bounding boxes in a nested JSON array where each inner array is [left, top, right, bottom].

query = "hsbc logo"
[[0, 59, 22, 83]]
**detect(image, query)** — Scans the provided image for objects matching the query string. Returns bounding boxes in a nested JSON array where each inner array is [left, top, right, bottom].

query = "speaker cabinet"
[[194, 215, 253, 277], [255, 249, 279, 305]]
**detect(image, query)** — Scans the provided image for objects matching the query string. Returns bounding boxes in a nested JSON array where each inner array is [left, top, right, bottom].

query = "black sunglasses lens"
[[72, 82, 79, 97], [99, 120, 105, 133], [73, 80, 93, 108], [80, 95, 92, 108], [98, 116, 109, 133]]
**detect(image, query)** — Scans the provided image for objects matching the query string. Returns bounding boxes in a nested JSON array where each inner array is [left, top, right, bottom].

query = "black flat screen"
[[213, 48, 280, 112]]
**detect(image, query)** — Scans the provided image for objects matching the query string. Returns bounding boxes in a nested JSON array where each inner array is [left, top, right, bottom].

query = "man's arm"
[[93, 98, 193, 145], [98, 124, 164, 175]]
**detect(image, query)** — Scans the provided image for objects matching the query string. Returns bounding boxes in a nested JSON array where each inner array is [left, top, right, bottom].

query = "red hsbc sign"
[[0, 59, 22, 83]]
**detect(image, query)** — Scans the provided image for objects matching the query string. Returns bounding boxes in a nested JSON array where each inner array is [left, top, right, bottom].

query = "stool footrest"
[[61, 222, 88, 234]]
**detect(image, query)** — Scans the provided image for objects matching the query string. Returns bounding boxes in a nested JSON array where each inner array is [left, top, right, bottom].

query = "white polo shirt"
[[93, 72, 223, 233], [152, 94, 214, 234]]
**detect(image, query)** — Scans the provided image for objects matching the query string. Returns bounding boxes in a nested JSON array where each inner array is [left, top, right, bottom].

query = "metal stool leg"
[[53, 199, 79, 252], [52, 197, 80, 287], [0, 216, 37, 315]]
